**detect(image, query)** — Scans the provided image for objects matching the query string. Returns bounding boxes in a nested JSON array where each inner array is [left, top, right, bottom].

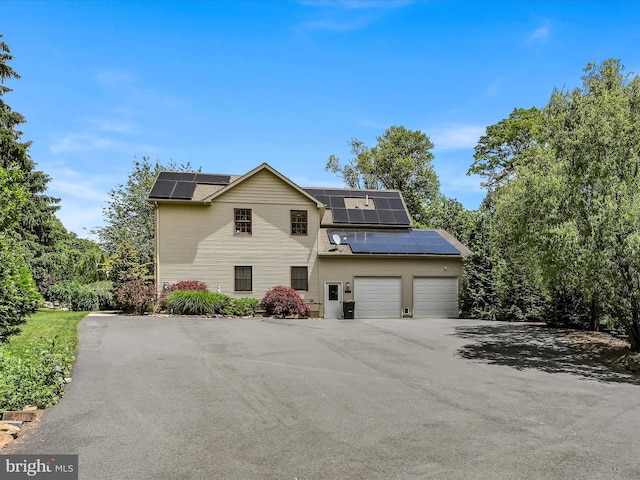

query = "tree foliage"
[[0, 236, 42, 341], [467, 59, 640, 350], [326, 126, 440, 223], [92, 157, 196, 274], [101, 241, 150, 289], [420, 194, 477, 246], [0, 36, 48, 339], [468, 107, 544, 190]]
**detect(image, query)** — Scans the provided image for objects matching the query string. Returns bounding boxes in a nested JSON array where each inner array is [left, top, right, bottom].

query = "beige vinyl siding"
[[157, 169, 320, 303]]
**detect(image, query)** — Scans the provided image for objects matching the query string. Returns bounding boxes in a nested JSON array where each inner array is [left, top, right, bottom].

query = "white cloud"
[[43, 168, 114, 237], [430, 124, 485, 151], [55, 204, 104, 239], [49, 134, 114, 155], [84, 117, 137, 134], [299, 0, 412, 32], [527, 23, 550, 44]]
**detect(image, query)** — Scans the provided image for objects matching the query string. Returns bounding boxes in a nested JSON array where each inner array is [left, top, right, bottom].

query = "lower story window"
[[235, 266, 252, 291], [291, 266, 308, 291]]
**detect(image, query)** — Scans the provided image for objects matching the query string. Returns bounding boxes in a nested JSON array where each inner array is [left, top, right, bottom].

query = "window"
[[291, 210, 308, 235], [235, 209, 252, 234], [235, 266, 252, 291], [291, 266, 308, 291], [328, 283, 339, 301]]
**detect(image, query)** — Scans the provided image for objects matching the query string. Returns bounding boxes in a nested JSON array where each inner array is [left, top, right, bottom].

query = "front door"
[[324, 282, 343, 319]]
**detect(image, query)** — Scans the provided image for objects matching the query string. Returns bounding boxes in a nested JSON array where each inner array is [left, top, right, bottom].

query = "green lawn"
[[0, 309, 88, 411], [6, 309, 87, 353]]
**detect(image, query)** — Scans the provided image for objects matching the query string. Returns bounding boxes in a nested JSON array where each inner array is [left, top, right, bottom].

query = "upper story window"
[[291, 210, 308, 235], [235, 209, 252, 234]]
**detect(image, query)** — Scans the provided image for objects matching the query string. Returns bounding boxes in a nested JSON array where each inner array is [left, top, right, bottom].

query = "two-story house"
[[148, 163, 469, 319]]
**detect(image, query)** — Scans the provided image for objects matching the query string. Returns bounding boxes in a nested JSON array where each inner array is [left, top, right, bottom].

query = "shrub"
[[48, 281, 98, 312], [0, 340, 73, 410], [209, 292, 232, 314], [84, 280, 116, 310], [260, 286, 310, 318], [223, 297, 260, 316], [0, 310, 86, 410], [116, 280, 156, 315], [0, 234, 43, 340], [158, 280, 209, 310], [70, 289, 99, 312], [166, 290, 216, 315]]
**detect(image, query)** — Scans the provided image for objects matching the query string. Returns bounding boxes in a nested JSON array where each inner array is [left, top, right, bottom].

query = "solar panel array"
[[328, 229, 460, 255], [304, 188, 411, 226], [149, 172, 232, 200]]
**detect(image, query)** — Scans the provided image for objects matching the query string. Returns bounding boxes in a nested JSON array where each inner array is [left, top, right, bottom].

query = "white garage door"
[[354, 277, 402, 318], [413, 277, 459, 318]]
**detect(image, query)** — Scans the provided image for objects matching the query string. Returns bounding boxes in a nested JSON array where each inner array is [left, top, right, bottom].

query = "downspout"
[[154, 202, 160, 295]]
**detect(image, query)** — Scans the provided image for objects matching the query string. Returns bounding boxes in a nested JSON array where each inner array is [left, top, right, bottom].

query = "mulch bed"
[[562, 330, 640, 372]]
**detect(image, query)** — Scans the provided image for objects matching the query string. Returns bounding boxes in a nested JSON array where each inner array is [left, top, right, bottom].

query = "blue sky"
[[3, 0, 640, 237]]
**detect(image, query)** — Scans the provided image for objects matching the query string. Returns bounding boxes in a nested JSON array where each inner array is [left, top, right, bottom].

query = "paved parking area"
[[8, 314, 640, 479]]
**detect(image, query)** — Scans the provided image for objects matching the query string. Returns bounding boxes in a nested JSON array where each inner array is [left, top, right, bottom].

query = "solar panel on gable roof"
[[328, 196, 345, 208], [332, 208, 349, 222], [362, 209, 380, 224], [387, 198, 405, 209], [195, 174, 231, 184], [377, 210, 395, 224], [373, 197, 390, 209], [171, 181, 197, 199], [314, 195, 330, 206], [149, 180, 176, 198], [347, 209, 365, 223], [391, 210, 411, 225], [159, 172, 197, 181]]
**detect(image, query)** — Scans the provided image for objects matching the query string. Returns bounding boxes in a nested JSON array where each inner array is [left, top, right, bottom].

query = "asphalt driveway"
[[7, 314, 640, 479]]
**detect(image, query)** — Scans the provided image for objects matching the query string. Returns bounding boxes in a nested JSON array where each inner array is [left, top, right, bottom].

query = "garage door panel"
[[354, 277, 401, 318], [414, 277, 458, 318]]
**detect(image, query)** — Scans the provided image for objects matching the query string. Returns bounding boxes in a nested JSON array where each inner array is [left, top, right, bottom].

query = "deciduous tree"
[[495, 59, 640, 349], [92, 157, 196, 274], [326, 126, 440, 223]]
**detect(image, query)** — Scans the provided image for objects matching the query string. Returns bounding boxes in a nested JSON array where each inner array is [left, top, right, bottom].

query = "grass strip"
[[0, 309, 88, 411]]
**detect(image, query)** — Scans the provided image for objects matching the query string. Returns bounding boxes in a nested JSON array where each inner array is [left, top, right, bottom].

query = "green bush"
[[48, 281, 98, 312], [84, 281, 116, 310], [0, 234, 43, 341], [0, 310, 86, 410], [166, 290, 216, 315], [0, 339, 74, 410], [223, 297, 260, 316], [165, 291, 260, 316], [158, 280, 209, 310], [209, 292, 232, 314]]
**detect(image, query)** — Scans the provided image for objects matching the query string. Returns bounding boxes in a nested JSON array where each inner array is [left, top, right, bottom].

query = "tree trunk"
[[629, 321, 640, 353], [589, 295, 600, 331]]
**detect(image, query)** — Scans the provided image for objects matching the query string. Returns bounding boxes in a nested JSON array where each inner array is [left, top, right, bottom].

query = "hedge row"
[[165, 290, 260, 316]]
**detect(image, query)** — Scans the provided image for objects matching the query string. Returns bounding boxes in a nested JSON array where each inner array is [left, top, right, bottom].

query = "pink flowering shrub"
[[260, 286, 310, 318]]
